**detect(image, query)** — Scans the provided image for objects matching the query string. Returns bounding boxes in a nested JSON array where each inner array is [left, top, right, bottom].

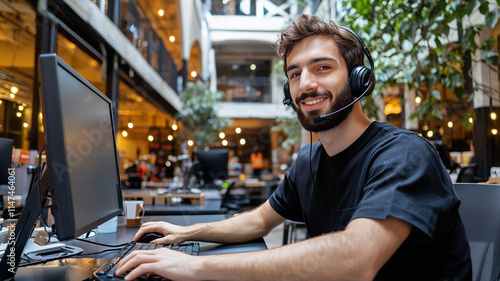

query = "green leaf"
[[431, 90, 442, 100], [467, 0, 478, 14], [382, 33, 392, 44], [487, 55, 499, 66], [455, 87, 465, 101], [485, 10, 500, 29], [426, 75, 438, 91], [479, 1, 490, 14], [480, 50, 498, 59]]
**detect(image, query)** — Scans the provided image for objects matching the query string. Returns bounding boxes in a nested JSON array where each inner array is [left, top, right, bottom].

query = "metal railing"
[[91, 0, 179, 93]]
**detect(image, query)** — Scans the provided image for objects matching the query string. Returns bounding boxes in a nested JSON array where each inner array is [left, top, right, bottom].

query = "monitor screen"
[[193, 149, 229, 184], [39, 53, 123, 241], [0, 138, 13, 186]]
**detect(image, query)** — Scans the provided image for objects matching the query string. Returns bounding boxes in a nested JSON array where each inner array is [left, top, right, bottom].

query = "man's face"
[[285, 35, 353, 132]]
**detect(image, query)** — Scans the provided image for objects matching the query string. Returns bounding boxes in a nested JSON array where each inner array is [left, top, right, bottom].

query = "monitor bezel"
[[39, 53, 123, 241]]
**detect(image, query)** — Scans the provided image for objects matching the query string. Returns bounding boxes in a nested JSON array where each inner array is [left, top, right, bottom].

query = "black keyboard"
[[93, 242, 200, 280]]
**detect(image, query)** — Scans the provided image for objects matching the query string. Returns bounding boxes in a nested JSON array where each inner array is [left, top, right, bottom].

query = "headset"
[[282, 26, 375, 123]]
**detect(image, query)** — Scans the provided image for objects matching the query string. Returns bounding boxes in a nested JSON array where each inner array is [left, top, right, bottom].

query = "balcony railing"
[[217, 76, 271, 103], [210, 0, 296, 20], [91, 0, 179, 94]]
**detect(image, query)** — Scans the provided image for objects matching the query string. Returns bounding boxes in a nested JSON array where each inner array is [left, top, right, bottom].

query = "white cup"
[[124, 200, 145, 220]]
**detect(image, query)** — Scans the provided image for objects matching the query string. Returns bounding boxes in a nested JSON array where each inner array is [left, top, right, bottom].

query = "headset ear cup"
[[349, 66, 373, 97], [283, 80, 293, 106]]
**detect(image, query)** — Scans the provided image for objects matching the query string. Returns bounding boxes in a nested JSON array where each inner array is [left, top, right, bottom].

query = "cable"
[[73, 248, 122, 257], [309, 131, 319, 233], [75, 238, 130, 248]]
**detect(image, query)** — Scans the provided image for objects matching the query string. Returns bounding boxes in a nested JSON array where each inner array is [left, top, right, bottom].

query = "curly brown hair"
[[275, 14, 364, 79]]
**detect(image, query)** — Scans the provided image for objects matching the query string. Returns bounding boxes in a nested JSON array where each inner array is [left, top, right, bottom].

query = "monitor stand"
[[0, 169, 83, 280], [12, 257, 96, 281]]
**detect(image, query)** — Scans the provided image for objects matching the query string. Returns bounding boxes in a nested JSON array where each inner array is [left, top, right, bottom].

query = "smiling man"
[[116, 15, 472, 280]]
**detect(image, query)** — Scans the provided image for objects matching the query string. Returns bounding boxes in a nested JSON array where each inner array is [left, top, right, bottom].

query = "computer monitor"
[[0, 54, 123, 278], [0, 138, 13, 185], [193, 149, 229, 186]]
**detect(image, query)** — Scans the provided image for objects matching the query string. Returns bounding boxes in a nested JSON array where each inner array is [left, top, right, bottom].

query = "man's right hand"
[[132, 221, 191, 244]]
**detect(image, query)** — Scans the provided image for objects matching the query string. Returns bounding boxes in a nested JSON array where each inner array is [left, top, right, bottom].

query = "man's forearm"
[[192, 217, 410, 281], [187, 201, 284, 244], [195, 230, 373, 281]]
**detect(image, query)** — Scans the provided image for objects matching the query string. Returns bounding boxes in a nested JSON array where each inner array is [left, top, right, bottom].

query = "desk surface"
[[14, 215, 267, 280], [124, 189, 224, 215]]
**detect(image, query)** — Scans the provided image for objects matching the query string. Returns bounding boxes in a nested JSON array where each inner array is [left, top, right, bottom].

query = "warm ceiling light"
[[415, 96, 421, 104], [447, 121, 453, 128], [158, 9, 164, 16], [10, 93, 15, 99], [469, 117, 473, 124], [122, 130, 128, 137], [191, 71, 197, 78], [219, 132, 225, 139], [148, 135, 154, 142], [239, 138, 246, 145], [222, 140, 228, 146], [427, 130, 434, 138], [10, 86, 18, 94], [16, 112, 22, 117], [187, 140, 194, 146], [169, 36, 175, 42], [172, 124, 178, 130], [235, 127, 241, 134], [491, 112, 497, 120], [23, 122, 28, 128], [492, 128, 498, 135], [167, 135, 173, 141], [128, 121, 133, 128], [18, 105, 24, 111]]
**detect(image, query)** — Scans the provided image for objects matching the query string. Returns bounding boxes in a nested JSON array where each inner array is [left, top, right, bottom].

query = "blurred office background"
[[0, 0, 499, 197]]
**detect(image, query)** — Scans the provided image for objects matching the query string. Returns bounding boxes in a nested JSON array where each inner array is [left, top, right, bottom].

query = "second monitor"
[[193, 149, 229, 187]]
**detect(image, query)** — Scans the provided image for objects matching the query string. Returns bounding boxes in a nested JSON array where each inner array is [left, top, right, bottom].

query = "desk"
[[14, 215, 267, 280], [124, 189, 224, 215]]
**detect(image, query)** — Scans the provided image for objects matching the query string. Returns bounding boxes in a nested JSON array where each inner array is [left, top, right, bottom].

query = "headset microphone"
[[312, 82, 371, 123]]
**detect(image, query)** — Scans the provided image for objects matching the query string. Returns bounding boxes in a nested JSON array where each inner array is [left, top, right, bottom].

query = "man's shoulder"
[[372, 122, 428, 145]]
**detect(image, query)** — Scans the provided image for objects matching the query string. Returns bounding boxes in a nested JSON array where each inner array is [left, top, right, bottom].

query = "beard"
[[293, 81, 354, 132]]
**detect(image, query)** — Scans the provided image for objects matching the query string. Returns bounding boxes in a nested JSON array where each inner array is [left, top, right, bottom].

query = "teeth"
[[304, 98, 325, 105]]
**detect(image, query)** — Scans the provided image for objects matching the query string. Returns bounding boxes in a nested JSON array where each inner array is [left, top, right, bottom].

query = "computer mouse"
[[136, 232, 164, 243]]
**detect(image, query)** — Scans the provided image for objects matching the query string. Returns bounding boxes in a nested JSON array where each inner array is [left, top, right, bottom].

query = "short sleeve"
[[269, 164, 305, 222], [351, 134, 456, 238]]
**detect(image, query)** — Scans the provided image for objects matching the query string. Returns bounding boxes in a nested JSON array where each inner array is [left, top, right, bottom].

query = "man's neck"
[[317, 104, 372, 157]]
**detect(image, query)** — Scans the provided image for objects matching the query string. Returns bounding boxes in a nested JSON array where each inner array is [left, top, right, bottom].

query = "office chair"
[[282, 220, 308, 245], [454, 183, 500, 281], [220, 182, 250, 213], [457, 164, 479, 183]]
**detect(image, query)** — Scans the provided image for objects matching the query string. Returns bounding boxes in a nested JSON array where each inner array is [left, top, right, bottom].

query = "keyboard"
[[93, 242, 200, 280]]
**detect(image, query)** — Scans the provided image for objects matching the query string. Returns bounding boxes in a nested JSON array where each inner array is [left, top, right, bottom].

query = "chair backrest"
[[457, 164, 478, 183], [454, 183, 500, 281]]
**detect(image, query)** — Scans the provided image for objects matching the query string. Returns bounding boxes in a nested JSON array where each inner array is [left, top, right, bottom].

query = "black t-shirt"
[[269, 121, 472, 280]]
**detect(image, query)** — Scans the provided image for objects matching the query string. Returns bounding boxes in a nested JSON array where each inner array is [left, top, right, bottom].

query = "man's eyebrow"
[[286, 56, 339, 73]]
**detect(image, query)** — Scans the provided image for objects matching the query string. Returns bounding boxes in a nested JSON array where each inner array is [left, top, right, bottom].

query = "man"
[[116, 14, 472, 280]]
